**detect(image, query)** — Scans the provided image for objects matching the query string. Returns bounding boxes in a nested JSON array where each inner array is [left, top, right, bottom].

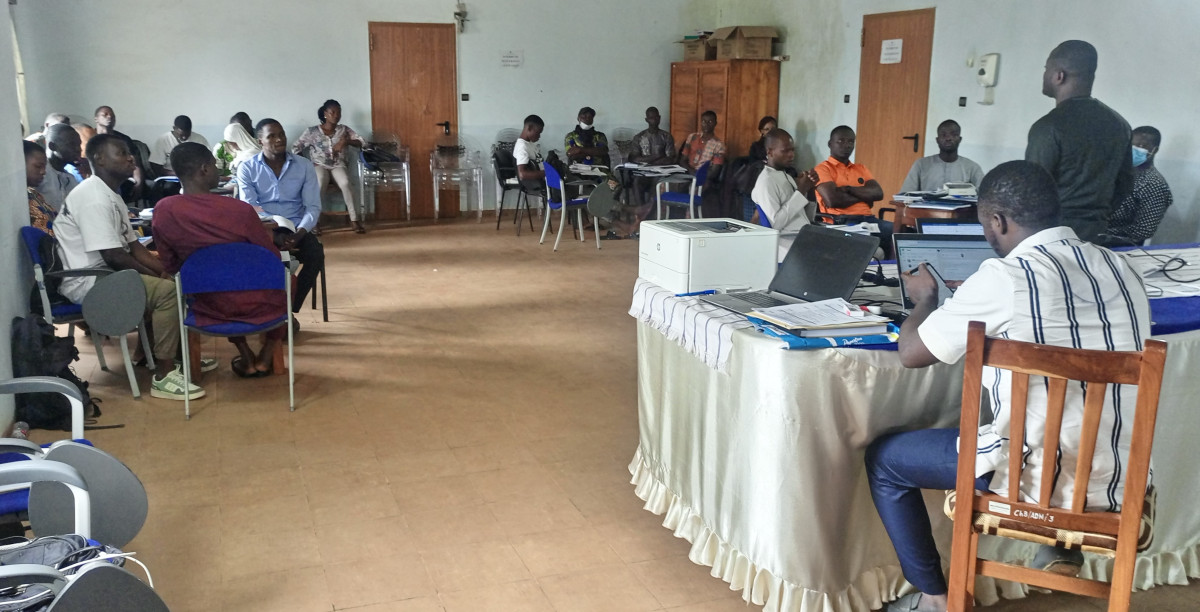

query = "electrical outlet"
[[461, 94, 469, 101], [844, 94, 850, 103], [959, 96, 967, 107]]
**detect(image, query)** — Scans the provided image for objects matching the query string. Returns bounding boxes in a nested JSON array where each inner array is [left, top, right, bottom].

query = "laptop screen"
[[769, 225, 880, 301], [916, 218, 985, 235], [893, 234, 997, 309]]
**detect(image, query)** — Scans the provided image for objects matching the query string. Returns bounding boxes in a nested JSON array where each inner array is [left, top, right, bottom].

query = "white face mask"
[[578, 122, 593, 131]]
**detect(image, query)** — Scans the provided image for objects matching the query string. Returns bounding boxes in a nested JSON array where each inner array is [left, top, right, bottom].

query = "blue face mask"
[[1132, 146, 1150, 167]]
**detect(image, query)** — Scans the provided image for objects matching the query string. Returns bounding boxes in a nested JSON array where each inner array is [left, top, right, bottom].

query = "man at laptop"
[[814, 126, 893, 255], [751, 129, 819, 262], [864, 160, 1149, 612]]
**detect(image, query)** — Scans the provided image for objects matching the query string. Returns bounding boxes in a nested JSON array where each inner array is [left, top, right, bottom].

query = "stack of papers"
[[750, 298, 890, 337]]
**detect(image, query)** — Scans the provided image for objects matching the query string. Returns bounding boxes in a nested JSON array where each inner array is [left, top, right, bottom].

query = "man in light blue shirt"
[[237, 118, 324, 312]]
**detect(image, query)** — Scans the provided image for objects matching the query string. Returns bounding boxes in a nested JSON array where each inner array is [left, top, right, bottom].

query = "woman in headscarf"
[[216, 122, 261, 197]]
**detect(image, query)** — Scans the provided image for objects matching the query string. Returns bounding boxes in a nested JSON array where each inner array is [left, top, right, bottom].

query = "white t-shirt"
[[150, 131, 210, 170], [918, 226, 1151, 511], [751, 165, 813, 261], [53, 176, 139, 303], [513, 138, 542, 169]]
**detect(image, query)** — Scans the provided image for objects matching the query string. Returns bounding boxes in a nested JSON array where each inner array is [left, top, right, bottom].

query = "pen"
[[675, 290, 717, 297]]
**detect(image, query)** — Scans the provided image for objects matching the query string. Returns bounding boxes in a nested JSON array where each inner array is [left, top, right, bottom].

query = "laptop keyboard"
[[728, 292, 790, 308]]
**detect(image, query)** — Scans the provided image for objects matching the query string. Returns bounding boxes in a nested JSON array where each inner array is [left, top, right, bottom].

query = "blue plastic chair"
[[656, 161, 710, 220], [174, 243, 294, 417], [20, 227, 155, 398], [754, 204, 774, 229], [539, 162, 600, 251]]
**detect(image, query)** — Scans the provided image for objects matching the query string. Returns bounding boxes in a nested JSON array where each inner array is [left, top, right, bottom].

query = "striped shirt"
[[919, 226, 1151, 511]]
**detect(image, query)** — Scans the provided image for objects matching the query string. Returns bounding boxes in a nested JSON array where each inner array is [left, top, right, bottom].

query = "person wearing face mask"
[[1103, 126, 1172, 246], [563, 107, 610, 167]]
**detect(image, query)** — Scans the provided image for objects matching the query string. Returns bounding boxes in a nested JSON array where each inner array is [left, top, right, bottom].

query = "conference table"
[[628, 250, 1200, 612]]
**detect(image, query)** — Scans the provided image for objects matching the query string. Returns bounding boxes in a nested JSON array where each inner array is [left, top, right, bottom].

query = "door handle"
[[901, 133, 919, 153], [436, 121, 451, 135]]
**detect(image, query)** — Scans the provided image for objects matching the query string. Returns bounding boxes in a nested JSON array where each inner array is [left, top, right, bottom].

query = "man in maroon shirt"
[[152, 142, 286, 377]]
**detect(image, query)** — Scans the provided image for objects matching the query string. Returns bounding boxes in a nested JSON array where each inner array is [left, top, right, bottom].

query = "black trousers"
[[275, 230, 324, 312]]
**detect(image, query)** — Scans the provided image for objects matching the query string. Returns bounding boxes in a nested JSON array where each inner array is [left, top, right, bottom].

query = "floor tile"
[[538, 564, 662, 612]]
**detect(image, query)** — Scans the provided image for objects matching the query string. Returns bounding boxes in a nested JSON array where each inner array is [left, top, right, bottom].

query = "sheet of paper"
[[752, 298, 888, 328]]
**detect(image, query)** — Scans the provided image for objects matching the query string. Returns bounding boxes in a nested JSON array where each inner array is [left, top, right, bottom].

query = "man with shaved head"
[[25, 112, 70, 147], [1026, 40, 1132, 243], [751, 129, 819, 261], [37, 123, 83, 211]]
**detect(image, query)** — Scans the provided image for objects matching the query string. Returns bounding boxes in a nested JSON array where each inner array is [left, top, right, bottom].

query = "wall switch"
[[959, 96, 967, 107], [461, 93, 469, 101], [843, 94, 850, 103]]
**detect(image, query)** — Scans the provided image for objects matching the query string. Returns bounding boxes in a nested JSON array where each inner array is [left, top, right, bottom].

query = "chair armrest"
[[0, 564, 67, 591], [877, 207, 896, 222], [0, 377, 85, 441], [45, 269, 114, 280], [0, 460, 87, 490], [0, 439, 46, 456]]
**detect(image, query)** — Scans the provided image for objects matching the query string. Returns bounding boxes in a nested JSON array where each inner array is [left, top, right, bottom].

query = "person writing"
[[292, 99, 370, 234], [866, 161, 1149, 612], [514, 114, 545, 183], [750, 129, 818, 261]]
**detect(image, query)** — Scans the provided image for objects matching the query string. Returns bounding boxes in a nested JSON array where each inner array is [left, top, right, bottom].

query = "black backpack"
[[10, 315, 100, 431]]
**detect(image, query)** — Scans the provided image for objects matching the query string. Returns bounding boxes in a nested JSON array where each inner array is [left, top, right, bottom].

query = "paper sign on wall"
[[501, 50, 523, 68], [880, 39, 903, 64]]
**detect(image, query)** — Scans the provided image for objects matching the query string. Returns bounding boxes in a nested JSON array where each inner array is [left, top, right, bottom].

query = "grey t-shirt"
[[1025, 97, 1132, 243], [900, 155, 984, 192], [36, 165, 79, 212]]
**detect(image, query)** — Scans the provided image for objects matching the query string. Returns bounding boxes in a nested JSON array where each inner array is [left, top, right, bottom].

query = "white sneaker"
[[174, 357, 219, 373], [151, 367, 206, 401]]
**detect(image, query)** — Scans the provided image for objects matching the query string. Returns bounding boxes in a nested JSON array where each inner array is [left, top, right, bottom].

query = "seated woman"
[[24, 141, 55, 235], [214, 122, 262, 196], [747, 115, 776, 162], [292, 99, 369, 233]]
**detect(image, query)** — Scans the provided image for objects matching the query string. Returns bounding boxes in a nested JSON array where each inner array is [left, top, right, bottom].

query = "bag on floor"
[[0, 534, 125, 612], [9, 316, 100, 431]]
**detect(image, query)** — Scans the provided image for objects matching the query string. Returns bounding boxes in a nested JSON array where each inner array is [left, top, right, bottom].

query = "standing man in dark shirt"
[[1025, 40, 1132, 243], [1104, 126, 1172, 246], [94, 105, 148, 201]]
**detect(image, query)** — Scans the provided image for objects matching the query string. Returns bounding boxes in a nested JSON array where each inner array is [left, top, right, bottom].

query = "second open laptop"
[[701, 224, 881, 315], [893, 233, 997, 310]]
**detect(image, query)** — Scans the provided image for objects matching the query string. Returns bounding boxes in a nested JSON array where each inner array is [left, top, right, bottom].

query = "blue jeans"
[[865, 428, 992, 595]]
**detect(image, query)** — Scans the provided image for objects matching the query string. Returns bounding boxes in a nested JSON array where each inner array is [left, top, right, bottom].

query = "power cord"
[[860, 257, 900, 287]]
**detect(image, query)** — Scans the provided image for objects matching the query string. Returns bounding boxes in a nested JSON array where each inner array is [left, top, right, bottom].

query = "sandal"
[[231, 356, 268, 379], [885, 593, 927, 611], [600, 231, 623, 241]]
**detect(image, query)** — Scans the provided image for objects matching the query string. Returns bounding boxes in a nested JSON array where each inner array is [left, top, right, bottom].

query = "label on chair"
[[988, 501, 1012, 515]]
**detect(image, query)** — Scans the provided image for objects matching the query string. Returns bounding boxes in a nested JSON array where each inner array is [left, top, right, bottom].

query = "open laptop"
[[916, 218, 986, 236], [893, 233, 997, 309], [701, 224, 880, 314]]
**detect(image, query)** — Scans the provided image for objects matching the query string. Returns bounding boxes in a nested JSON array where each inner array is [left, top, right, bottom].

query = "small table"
[[891, 199, 977, 232], [431, 151, 485, 222]]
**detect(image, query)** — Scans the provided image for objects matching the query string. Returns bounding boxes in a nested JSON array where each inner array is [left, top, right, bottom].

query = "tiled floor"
[[37, 218, 1200, 611]]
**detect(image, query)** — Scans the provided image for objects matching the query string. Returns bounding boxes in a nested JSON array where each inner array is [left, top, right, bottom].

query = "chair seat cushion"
[[185, 313, 288, 336], [51, 303, 83, 319], [944, 485, 1156, 556], [660, 192, 696, 204], [0, 439, 94, 517]]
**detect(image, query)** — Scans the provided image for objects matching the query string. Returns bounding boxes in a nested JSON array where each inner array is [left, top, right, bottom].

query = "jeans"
[[865, 428, 992, 595]]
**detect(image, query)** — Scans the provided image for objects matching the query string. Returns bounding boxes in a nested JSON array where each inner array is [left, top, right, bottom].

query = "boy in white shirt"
[[513, 115, 545, 183]]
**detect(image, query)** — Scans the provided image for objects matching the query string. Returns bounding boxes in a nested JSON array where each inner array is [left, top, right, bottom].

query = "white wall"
[[692, 0, 1200, 243], [1, 7, 29, 426], [13, 0, 693, 209]]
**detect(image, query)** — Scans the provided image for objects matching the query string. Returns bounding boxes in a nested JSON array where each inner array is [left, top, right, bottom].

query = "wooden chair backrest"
[[958, 320, 1167, 529]]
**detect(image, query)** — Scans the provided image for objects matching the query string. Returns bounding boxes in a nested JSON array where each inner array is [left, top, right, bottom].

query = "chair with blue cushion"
[[539, 162, 600, 251], [175, 243, 294, 418], [754, 204, 773, 229], [20, 227, 155, 399], [656, 161, 710, 220]]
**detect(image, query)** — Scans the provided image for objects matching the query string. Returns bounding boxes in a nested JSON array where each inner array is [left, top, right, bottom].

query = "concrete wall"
[[1, 7, 30, 426], [691, 0, 1200, 243]]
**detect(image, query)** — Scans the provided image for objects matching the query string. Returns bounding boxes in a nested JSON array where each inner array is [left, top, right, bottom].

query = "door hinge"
[[369, 34, 374, 52], [861, 29, 865, 48]]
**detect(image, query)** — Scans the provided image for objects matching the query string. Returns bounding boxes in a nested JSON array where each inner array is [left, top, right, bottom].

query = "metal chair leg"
[[90, 331, 108, 371], [118, 335, 140, 399], [539, 204, 553, 244], [319, 264, 328, 322], [553, 208, 569, 251], [137, 321, 155, 370]]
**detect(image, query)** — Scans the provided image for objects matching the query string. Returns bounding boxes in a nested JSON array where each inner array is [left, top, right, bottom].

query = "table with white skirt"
[[629, 280, 1200, 612]]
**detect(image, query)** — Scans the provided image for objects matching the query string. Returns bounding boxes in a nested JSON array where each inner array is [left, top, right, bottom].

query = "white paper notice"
[[501, 50, 523, 68], [880, 39, 903, 64]]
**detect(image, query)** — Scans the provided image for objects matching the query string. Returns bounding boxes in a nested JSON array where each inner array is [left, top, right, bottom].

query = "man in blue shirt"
[[237, 118, 325, 312]]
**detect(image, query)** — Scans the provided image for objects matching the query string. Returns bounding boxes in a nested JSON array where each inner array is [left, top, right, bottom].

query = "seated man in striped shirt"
[[865, 160, 1151, 612]]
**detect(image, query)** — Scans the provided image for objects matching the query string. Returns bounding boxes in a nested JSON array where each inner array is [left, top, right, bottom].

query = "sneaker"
[[151, 368, 206, 401], [173, 357, 219, 373]]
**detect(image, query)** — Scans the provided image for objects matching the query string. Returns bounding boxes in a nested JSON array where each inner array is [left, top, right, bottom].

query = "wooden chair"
[[946, 321, 1168, 612]]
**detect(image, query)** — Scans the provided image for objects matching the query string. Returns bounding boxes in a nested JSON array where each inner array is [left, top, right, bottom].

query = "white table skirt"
[[631, 319, 1200, 612]]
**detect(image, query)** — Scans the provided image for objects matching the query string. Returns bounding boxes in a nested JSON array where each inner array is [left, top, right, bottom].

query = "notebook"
[[700, 225, 880, 315], [893, 233, 997, 310]]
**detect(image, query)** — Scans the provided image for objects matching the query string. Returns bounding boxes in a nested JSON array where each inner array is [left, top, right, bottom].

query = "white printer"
[[638, 219, 777, 294]]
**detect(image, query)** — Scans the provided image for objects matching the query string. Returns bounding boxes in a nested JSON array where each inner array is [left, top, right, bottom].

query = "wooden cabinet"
[[669, 60, 780, 162]]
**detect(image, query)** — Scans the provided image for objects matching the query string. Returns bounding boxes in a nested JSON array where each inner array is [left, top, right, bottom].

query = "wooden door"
[[369, 22, 458, 220], [856, 9, 935, 206], [698, 64, 730, 143]]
